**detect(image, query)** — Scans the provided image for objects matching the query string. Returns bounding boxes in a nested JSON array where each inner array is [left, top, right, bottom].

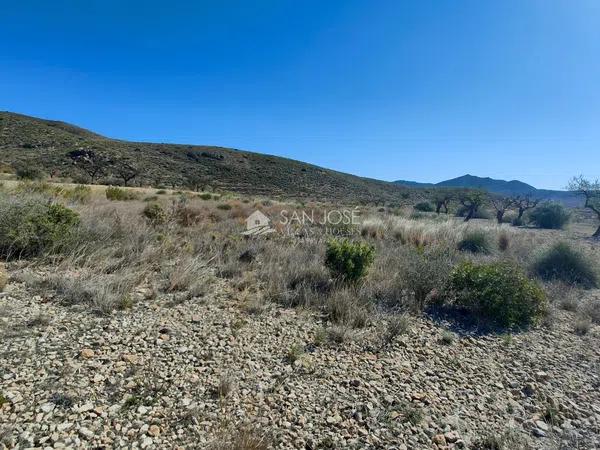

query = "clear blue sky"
[[1, 1, 599, 190]]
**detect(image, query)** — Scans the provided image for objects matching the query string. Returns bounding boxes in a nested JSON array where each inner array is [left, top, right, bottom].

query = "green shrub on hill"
[[448, 261, 547, 328], [457, 230, 493, 254], [105, 186, 138, 201], [325, 239, 375, 282], [0, 197, 80, 258], [414, 202, 434, 212], [529, 202, 570, 229], [533, 242, 598, 288]]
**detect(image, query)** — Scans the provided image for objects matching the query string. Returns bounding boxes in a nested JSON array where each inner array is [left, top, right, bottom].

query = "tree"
[[67, 149, 111, 184], [432, 190, 453, 214], [568, 176, 600, 238], [512, 195, 539, 223], [458, 190, 486, 222], [114, 161, 138, 186], [490, 196, 514, 224]]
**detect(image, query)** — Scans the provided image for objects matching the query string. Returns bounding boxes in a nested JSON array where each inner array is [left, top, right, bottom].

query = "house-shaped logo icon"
[[242, 210, 275, 236]]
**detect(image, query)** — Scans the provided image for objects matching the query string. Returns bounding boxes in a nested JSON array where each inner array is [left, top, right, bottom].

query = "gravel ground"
[[1, 274, 599, 450]]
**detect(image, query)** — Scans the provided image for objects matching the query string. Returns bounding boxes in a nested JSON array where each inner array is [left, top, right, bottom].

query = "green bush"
[[414, 202, 434, 212], [325, 239, 375, 282], [217, 203, 232, 210], [105, 186, 137, 201], [448, 261, 547, 327], [156, 189, 167, 195], [457, 230, 493, 254], [61, 185, 92, 203], [533, 242, 598, 288], [529, 202, 570, 229], [0, 198, 80, 258], [455, 206, 491, 220], [199, 193, 213, 200], [143, 203, 167, 225], [15, 166, 44, 180]]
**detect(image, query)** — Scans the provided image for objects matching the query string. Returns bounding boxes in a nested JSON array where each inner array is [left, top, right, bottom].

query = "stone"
[[80, 348, 95, 359], [148, 425, 160, 437]]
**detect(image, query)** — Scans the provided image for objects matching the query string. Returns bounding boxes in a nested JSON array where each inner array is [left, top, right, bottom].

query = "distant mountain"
[[395, 174, 581, 206]]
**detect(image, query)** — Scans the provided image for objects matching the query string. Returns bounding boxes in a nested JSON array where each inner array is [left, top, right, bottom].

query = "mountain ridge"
[[394, 174, 579, 205]]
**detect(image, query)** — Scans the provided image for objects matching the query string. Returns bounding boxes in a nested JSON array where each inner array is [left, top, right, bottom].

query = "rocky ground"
[[1, 272, 599, 450]]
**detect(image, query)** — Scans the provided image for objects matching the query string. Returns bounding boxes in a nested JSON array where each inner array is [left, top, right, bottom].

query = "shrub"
[[0, 198, 80, 258], [0, 263, 7, 291], [456, 206, 491, 220], [199, 192, 213, 200], [448, 261, 547, 327], [142, 203, 167, 225], [364, 245, 454, 311], [217, 203, 232, 210], [529, 202, 570, 229], [105, 186, 137, 201], [414, 202, 434, 212], [325, 239, 375, 282], [15, 166, 44, 180], [61, 185, 92, 203], [156, 189, 167, 195], [511, 216, 525, 226], [533, 242, 598, 288], [457, 230, 493, 254], [498, 231, 510, 251]]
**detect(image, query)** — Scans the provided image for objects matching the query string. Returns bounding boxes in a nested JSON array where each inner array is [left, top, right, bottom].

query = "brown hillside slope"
[[0, 111, 415, 204]]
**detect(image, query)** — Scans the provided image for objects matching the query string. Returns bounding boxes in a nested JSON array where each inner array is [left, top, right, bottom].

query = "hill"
[[0, 111, 413, 204], [395, 174, 580, 206]]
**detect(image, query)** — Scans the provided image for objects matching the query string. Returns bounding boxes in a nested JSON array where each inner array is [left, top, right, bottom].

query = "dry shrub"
[[162, 255, 210, 293], [0, 263, 7, 292], [363, 244, 455, 312], [257, 239, 330, 307], [360, 217, 386, 239], [581, 297, 600, 324], [45, 272, 137, 314], [324, 287, 372, 328], [498, 231, 510, 251], [208, 426, 271, 450]]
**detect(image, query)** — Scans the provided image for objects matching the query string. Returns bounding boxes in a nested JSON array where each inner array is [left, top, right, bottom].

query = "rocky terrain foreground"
[[1, 273, 599, 449]]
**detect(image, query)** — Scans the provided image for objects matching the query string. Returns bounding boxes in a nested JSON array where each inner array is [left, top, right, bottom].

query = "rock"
[[80, 348, 95, 359], [432, 434, 446, 445], [148, 425, 160, 437], [444, 431, 460, 443]]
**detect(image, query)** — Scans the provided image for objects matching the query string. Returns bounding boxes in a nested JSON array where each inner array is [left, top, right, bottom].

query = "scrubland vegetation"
[[0, 179, 599, 449]]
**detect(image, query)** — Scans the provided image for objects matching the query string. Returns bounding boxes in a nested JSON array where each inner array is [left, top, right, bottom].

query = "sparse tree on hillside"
[[114, 161, 139, 186], [512, 195, 539, 223], [490, 196, 514, 224], [459, 190, 486, 222], [568, 176, 600, 238], [432, 190, 453, 214], [67, 149, 112, 184], [186, 174, 203, 192]]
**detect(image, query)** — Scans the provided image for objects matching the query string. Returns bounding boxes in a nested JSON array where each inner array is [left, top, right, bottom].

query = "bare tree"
[[512, 195, 539, 223], [490, 196, 514, 224], [458, 190, 486, 222], [67, 149, 111, 184], [114, 161, 138, 186], [432, 190, 453, 214], [568, 176, 600, 238]]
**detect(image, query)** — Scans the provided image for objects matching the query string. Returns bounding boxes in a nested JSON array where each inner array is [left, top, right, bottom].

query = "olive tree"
[[432, 190, 453, 214], [459, 190, 486, 222], [568, 176, 600, 238], [490, 196, 514, 224], [512, 195, 539, 223]]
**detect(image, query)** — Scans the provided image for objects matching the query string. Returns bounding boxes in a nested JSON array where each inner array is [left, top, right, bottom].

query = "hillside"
[[0, 111, 414, 204], [395, 174, 580, 206]]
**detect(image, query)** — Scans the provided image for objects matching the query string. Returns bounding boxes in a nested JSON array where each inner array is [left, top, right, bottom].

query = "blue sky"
[[1, 1, 599, 190]]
